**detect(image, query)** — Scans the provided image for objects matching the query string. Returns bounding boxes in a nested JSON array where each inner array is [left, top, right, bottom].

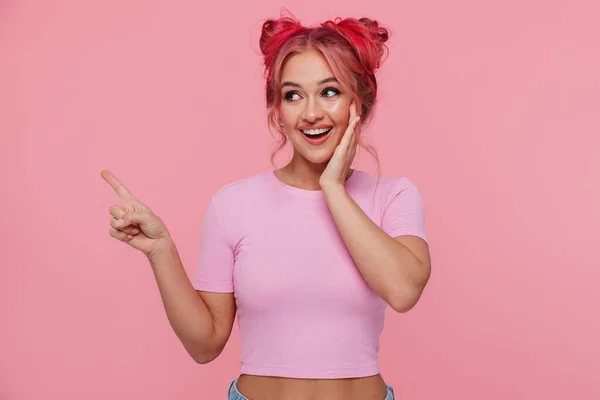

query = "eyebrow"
[[281, 77, 338, 89]]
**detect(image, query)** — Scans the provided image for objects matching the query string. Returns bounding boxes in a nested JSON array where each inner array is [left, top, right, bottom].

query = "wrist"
[[320, 181, 346, 193], [147, 237, 176, 262]]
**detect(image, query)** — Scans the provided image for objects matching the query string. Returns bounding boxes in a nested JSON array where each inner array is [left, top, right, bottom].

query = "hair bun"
[[326, 17, 390, 76], [358, 18, 389, 44], [259, 15, 304, 58]]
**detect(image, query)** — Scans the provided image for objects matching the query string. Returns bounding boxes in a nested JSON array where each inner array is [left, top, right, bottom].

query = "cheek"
[[325, 99, 351, 125], [279, 106, 300, 127]]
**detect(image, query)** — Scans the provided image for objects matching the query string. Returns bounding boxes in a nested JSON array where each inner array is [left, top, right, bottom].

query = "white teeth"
[[301, 128, 332, 136]]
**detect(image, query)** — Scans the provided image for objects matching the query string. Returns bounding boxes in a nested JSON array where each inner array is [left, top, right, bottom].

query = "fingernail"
[[115, 219, 123, 227]]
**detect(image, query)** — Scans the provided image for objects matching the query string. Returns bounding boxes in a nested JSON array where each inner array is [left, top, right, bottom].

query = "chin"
[[297, 146, 335, 165], [291, 136, 340, 165]]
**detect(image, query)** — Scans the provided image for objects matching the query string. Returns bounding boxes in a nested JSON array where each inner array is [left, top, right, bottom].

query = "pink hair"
[[259, 11, 390, 169]]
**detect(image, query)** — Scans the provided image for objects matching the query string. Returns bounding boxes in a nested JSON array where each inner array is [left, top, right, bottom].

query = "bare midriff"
[[235, 373, 389, 400]]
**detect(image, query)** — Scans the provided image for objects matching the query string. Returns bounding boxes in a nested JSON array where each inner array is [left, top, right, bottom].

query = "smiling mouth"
[[301, 127, 332, 139]]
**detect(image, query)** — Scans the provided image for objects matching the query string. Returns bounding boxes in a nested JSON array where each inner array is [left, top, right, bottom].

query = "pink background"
[[1, 1, 598, 399]]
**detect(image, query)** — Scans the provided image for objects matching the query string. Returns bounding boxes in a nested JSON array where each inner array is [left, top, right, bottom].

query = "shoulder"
[[383, 176, 422, 195], [212, 171, 268, 198], [381, 176, 424, 209], [352, 170, 423, 201], [200, 172, 272, 237], [208, 171, 273, 216]]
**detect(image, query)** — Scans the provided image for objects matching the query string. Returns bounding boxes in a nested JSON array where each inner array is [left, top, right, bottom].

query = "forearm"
[[322, 184, 426, 311], [146, 240, 218, 361]]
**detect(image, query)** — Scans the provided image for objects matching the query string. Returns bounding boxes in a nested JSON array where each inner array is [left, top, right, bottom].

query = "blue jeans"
[[227, 378, 395, 399]]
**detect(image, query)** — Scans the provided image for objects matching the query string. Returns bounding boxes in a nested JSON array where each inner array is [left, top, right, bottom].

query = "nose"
[[301, 97, 324, 123]]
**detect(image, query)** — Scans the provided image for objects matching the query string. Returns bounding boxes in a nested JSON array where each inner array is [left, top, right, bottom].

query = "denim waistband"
[[227, 378, 395, 399]]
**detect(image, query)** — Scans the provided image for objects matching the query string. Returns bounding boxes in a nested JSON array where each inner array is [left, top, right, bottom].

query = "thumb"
[[116, 210, 168, 239], [115, 210, 151, 228]]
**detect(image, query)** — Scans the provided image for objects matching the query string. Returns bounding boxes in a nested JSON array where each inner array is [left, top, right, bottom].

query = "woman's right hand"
[[101, 170, 172, 258]]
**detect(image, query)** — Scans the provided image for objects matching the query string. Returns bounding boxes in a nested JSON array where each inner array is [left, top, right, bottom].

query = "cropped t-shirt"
[[192, 170, 428, 379]]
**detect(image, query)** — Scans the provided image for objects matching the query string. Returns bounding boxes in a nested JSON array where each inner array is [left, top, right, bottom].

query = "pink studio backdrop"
[[1, 1, 598, 399]]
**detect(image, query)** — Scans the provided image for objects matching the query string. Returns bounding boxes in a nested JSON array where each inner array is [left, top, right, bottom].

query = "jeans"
[[227, 378, 395, 399]]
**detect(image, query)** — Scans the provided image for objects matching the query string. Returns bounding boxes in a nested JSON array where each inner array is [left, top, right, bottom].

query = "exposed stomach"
[[235, 373, 388, 400]]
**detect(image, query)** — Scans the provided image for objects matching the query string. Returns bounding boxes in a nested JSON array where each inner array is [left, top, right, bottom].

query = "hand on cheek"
[[319, 100, 360, 190]]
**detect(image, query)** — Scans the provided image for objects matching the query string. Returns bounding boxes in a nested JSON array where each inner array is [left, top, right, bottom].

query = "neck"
[[276, 153, 352, 191]]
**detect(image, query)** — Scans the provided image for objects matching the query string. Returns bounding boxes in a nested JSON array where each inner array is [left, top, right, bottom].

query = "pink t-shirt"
[[192, 170, 427, 379]]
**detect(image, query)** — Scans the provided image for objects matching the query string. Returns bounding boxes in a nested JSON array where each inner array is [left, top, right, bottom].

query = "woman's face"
[[278, 49, 355, 165]]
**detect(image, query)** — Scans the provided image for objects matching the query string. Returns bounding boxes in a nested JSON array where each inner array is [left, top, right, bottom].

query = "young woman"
[[102, 14, 431, 400]]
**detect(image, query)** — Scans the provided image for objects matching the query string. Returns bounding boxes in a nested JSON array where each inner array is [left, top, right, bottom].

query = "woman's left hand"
[[319, 101, 361, 190]]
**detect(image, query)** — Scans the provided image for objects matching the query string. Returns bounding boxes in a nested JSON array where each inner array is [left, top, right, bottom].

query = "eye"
[[284, 91, 301, 101], [322, 87, 341, 97]]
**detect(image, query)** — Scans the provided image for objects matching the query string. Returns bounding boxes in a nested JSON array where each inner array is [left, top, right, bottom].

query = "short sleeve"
[[192, 197, 235, 292], [381, 178, 428, 242]]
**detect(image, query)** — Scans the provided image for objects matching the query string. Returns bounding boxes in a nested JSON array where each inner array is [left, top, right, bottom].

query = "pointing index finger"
[[101, 170, 136, 201]]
